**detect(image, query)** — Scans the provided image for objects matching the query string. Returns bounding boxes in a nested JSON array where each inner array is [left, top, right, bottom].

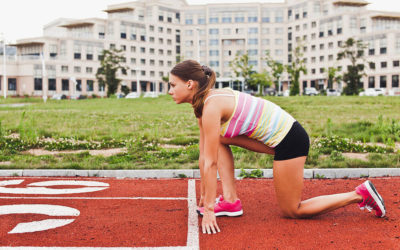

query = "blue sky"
[[1, 0, 400, 42]]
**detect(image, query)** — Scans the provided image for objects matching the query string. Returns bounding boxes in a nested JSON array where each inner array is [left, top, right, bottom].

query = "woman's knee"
[[280, 204, 305, 219]]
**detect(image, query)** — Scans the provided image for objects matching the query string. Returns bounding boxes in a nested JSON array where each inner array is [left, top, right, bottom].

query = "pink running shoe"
[[355, 180, 386, 217], [198, 195, 243, 217]]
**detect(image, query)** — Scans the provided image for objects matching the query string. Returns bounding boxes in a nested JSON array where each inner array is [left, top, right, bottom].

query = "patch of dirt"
[[24, 148, 127, 157], [0, 161, 11, 166], [160, 144, 184, 149], [342, 153, 368, 161]]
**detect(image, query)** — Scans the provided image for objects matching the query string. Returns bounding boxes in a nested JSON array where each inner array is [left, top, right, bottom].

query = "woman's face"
[[168, 74, 193, 104]]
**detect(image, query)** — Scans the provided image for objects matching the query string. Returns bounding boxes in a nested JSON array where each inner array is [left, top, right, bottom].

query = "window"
[[131, 46, 136, 52], [368, 76, 375, 88], [74, 53, 81, 59], [209, 28, 219, 35], [121, 33, 127, 39], [8, 78, 17, 91], [248, 16, 258, 23], [311, 69, 316, 74], [86, 67, 93, 73], [235, 17, 244, 23], [369, 62, 375, 69], [87, 80, 94, 92], [249, 60, 258, 66], [328, 55, 334, 61], [262, 39, 270, 45], [159, 38, 164, 44], [159, 49, 164, 55], [320, 56, 324, 62], [198, 17, 206, 24], [311, 57, 316, 63], [131, 58, 136, 64], [62, 79, 69, 91], [248, 27, 258, 34], [209, 17, 219, 23], [159, 60, 164, 66], [86, 54, 93, 60], [275, 39, 283, 45], [34, 78, 42, 90], [320, 44, 324, 50], [61, 66, 68, 73], [76, 80, 82, 91], [380, 76, 387, 88], [209, 50, 219, 56], [223, 28, 231, 35], [185, 18, 193, 24], [320, 68, 324, 73], [380, 48, 387, 54], [150, 48, 155, 54], [121, 45, 126, 51], [311, 21, 317, 28], [209, 39, 219, 46], [275, 27, 283, 34], [394, 60, 400, 67], [140, 59, 146, 65], [392, 75, 399, 88], [248, 39, 258, 45], [222, 17, 232, 23], [209, 60, 219, 67], [74, 66, 81, 73], [381, 62, 387, 68]]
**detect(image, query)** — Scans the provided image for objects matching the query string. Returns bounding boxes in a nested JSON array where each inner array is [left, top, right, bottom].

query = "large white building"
[[1, 0, 399, 97]]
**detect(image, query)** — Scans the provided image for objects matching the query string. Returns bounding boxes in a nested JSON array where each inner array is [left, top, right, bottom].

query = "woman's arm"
[[201, 103, 222, 234], [198, 118, 205, 207]]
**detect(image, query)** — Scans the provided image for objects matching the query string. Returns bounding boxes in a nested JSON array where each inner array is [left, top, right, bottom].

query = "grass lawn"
[[0, 95, 399, 170]]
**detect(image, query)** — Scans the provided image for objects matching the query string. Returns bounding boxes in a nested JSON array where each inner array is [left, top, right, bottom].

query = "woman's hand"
[[201, 207, 220, 234]]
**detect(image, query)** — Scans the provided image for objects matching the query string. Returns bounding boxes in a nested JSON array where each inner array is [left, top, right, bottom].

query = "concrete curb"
[[0, 168, 399, 179]]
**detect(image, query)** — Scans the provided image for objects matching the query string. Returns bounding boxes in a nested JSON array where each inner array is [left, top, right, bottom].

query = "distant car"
[[326, 89, 341, 96], [143, 92, 159, 98], [70, 94, 87, 100], [116, 93, 125, 99], [304, 87, 319, 96], [359, 88, 385, 96], [264, 88, 277, 96], [243, 89, 257, 96], [125, 92, 140, 99], [51, 94, 67, 100]]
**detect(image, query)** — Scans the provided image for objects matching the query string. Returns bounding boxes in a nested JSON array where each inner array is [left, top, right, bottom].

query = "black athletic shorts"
[[273, 121, 310, 161]]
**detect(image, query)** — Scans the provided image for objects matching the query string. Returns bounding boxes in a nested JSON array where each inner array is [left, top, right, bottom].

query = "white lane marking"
[[9, 219, 75, 234], [28, 180, 109, 187], [0, 204, 80, 216], [0, 180, 24, 186], [0, 247, 193, 249], [186, 179, 199, 250], [0, 204, 79, 234], [0, 180, 109, 195], [0, 197, 188, 200]]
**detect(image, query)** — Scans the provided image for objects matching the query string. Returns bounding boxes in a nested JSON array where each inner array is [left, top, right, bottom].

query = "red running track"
[[0, 177, 399, 249]]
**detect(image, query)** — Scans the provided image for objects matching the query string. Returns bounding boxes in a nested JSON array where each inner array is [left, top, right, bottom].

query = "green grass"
[[0, 95, 399, 170]]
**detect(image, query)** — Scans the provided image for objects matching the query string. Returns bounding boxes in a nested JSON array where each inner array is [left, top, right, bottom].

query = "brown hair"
[[170, 60, 216, 118]]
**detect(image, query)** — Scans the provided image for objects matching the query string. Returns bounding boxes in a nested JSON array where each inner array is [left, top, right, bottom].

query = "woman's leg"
[[273, 156, 363, 218]]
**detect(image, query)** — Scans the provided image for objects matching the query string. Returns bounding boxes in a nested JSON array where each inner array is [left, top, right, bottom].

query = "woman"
[[168, 60, 386, 234]]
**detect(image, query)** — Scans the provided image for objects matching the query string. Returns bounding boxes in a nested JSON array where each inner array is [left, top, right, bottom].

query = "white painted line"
[[0, 179, 109, 195], [0, 247, 193, 250], [28, 180, 110, 187], [9, 219, 76, 234], [0, 197, 188, 200], [186, 179, 199, 250]]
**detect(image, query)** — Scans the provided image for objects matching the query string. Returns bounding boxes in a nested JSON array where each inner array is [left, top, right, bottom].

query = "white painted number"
[[0, 179, 110, 234], [0, 204, 79, 234]]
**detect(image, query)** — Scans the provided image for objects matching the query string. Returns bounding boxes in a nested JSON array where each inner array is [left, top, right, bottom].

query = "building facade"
[[1, 0, 400, 97]]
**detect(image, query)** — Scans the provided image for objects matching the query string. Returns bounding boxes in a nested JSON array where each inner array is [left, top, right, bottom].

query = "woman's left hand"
[[201, 207, 220, 234]]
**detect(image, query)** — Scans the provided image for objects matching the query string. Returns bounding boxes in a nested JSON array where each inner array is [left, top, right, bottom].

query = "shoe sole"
[[197, 210, 243, 217], [365, 180, 386, 217]]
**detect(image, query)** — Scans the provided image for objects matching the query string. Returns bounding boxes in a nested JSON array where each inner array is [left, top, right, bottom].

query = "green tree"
[[96, 49, 129, 97], [248, 71, 272, 95], [286, 43, 307, 96], [265, 53, 285, 94], [230, 52, 254, 90], [325, 67, 342, 89], [337, 38, 367, 95]]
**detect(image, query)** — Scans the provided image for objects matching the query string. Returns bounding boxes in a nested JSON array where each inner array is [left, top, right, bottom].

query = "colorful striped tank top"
[[217, 89, 296, 147]]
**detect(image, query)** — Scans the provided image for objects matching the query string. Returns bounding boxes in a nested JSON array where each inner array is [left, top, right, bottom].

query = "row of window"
[[185, 16, 284, 25], [368, 75, 400, 88]]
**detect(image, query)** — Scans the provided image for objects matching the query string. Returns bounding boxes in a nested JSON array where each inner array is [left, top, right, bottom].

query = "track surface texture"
[[0, 177, 399, 249]]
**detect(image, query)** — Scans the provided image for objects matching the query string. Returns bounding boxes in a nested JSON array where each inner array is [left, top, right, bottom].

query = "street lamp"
[[1, 33, 7, 99]]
